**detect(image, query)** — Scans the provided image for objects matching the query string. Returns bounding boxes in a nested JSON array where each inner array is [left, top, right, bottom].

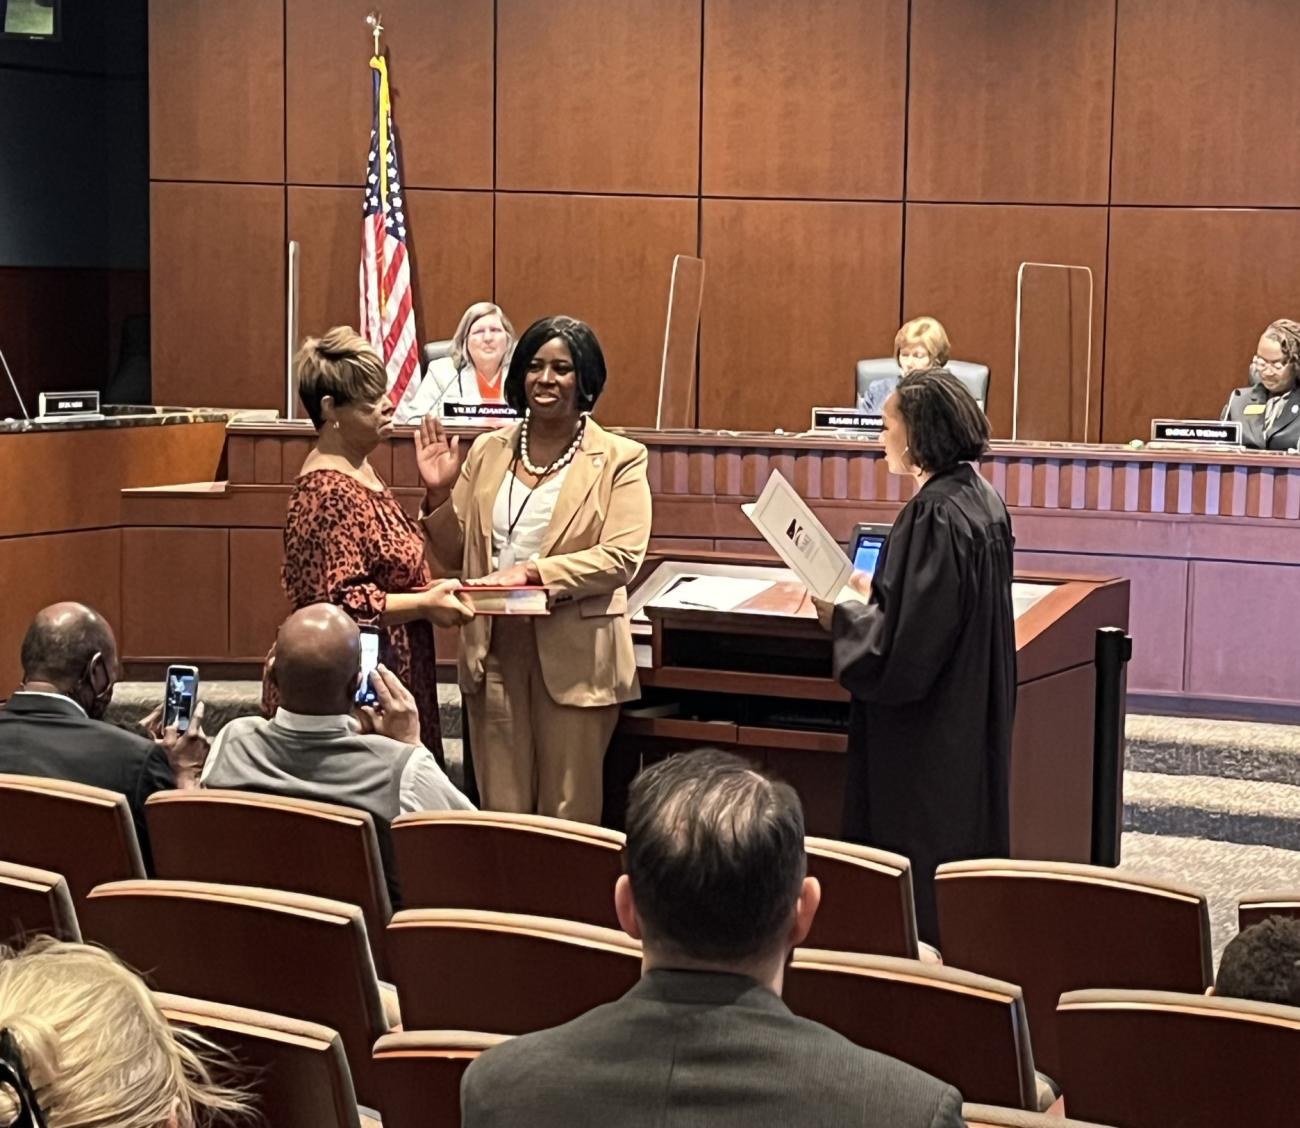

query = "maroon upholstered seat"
[[803, 836, 920, 957], [386, 909, 640, 1033], [0, 860, 80, 944], [1236, 890, 1300, 933], [784, 948, 1040, 1110], [82, 879, 391, 1112], [157, 993, 366, 1128], [373, 1031, 509, 1128], [962, 1105, 1114, 1128], [391, 810, 625, 929], [1057, 988, 1300, 1127], [0, 774, 144, 909], [934, 857, 1212, 1081], [145, 789, 393, 977]]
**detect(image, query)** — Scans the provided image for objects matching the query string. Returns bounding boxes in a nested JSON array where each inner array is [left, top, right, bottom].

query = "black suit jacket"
[[461, 969, 964, 1128], [0, 693, 174, 870], [1221, 383, 1300, 451]]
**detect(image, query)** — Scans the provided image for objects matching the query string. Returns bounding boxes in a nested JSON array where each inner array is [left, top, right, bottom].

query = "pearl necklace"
[[520, 411, 586, 477]]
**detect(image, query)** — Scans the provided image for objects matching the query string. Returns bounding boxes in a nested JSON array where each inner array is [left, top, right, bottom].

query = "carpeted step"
[[1126, 714, 1300, 785], [1124, 770, 1300, 851]]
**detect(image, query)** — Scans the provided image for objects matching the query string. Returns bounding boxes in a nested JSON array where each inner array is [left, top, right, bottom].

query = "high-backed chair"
[[784, 949, 1041, 1111], [82, 880, 391, 1111], [0, 860, 80, 943], [145, 790, 394, 977], [1236, 890, 1300, 932], [387, 909, 641, 1033], [934, 858, 1212, 1082], [803, 837, 920, 958], [373, 1031, 509, 1128], [0, 774, 145, 908], [422, 339, 454, 370], [391, 810, 625, 929], [962, 1106, 1114, 1128], [1057, 988, 1300, 1127], [855, 358, 991, 410], [156, 993, 369, 1128]]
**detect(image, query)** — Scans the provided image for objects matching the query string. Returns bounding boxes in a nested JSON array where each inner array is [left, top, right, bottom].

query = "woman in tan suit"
[[416, 316, 652, 823]]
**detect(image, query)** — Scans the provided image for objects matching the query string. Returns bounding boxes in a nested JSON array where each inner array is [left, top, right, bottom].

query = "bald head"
[[20, 603, 117, 691], [272, 604, 361, 715]]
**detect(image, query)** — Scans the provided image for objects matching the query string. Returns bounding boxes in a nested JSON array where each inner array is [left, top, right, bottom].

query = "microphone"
[[0, 344, 31, 421]]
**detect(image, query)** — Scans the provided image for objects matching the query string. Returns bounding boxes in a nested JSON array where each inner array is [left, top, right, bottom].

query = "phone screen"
[[356, 629, 380, 706], [164, 668, 199, 733]]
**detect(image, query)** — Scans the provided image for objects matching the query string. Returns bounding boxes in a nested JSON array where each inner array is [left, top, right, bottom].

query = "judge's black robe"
[[831, 463, 1016, 943]]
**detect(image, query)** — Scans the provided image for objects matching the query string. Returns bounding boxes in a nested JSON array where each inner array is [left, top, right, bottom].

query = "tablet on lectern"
[[848, 523, 891, 576]]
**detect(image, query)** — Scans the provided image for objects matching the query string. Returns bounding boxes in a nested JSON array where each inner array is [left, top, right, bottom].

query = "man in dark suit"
[[0, 602, 208, 868], [460, 749, 964, 1128]]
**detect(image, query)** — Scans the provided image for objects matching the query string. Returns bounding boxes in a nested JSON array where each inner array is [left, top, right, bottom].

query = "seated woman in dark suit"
[[1222, 319, 1300, 451], [858, 316, 952, 413]]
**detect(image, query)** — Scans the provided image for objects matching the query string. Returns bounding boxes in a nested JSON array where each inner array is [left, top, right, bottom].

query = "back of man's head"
[[271, 604, 360, 715], [1215, 916, 1300, 1006], [623, 749, 806, 964], [20, 603, 116, 693]]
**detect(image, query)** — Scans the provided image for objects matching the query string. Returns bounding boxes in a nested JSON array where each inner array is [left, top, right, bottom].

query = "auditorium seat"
[[156, 993, 371, 1128], [81, 879, 391, 1111], [962, 1105, 1114, 1128], [386, 909, 641, 1033], [373, 1031, 509, 1128], [1236, 890, 1300, 932], [145, 789, 394, 977], [1057, 988, 1300, 1127], [784, 948, 1044, 1111], [0, 774, 145, 908], [0, 860, 80, 944], [391, 810, 625, 929], [803, 837, 921, 958], [934, 858, 1213, 1083]]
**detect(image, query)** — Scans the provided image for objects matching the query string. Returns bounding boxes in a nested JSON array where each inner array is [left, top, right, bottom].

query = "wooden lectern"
[[606, 554, 1129, 864]]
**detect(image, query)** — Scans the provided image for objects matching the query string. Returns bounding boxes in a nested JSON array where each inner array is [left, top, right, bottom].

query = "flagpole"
[[366, 10, 383, 57]]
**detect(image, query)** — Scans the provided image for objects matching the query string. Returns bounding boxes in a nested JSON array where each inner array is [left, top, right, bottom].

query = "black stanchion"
[[1091, 626, 1133, 867]]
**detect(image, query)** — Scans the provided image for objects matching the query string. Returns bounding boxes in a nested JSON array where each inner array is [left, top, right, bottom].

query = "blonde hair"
[[0, 938, 248, 1127], [294, 326, 389, 429], [449, 302, 515, 373], [894, 316, 951, 367]]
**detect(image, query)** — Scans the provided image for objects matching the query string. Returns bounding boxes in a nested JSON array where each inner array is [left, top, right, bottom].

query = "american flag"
[[359, 55, 421, 414]]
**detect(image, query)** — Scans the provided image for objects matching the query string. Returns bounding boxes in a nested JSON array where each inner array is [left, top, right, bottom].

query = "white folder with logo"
[[741, 471, 855, 602]]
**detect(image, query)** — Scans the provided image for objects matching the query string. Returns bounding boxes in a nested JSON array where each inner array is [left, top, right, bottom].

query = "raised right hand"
[[420, 578, 474, 627], [414, 416, 461, 494]]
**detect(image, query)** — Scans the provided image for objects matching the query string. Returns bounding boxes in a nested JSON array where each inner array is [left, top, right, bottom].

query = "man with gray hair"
[[461, 748, 962, 1127]]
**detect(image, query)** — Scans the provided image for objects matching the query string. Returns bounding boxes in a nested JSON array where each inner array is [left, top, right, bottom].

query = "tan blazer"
[[422, 418, 651, 707]]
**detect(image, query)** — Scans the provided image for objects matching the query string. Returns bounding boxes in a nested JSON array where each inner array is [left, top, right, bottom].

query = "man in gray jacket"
[[461, 748, 963, 1128]]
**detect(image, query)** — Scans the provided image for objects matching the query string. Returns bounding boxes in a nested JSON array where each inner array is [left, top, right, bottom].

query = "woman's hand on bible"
[[419, 578, 474, 626], [467, 560, 541, 587], [413, 416, 460, 494]]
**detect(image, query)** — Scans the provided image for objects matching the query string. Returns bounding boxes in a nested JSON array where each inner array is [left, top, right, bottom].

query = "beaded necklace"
[[519, 410, 586, 477]]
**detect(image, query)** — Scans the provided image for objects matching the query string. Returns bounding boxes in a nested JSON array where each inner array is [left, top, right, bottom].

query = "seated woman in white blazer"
[[398, 301, 515, 420], [415, 315, 652, 824]]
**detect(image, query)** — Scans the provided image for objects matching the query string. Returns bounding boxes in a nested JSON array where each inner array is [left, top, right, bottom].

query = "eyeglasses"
[[1253, 355, 1290, 372]]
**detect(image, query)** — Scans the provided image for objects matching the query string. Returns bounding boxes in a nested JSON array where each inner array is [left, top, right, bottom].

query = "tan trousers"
[[464, 617, 620, 824]]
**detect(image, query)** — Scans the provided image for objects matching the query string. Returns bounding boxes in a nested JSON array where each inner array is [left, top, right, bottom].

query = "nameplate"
[[441, 401, 520, 422], [1150, 419, 1242, 446], [38, 390, 101, 419], [811, 407, 883, 433]]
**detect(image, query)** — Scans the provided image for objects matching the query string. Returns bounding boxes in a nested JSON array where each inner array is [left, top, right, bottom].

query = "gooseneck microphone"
[[0, 344, 31, 421]]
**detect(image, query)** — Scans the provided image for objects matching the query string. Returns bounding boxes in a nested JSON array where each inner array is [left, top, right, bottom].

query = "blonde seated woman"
[[857, 316, 951, 413], [396, 301, 516, 422], [0, 938, 246, 1127]]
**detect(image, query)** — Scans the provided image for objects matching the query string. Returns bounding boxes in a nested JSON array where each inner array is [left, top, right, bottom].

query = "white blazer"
[[396, 356, 507, 422]]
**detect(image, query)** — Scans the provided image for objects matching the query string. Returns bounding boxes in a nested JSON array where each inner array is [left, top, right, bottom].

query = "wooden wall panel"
[[285, 0, 493, 189], [496, 0, 701, 195], [699, 200, 902, 432], [907, 0, 1115, 205], [148, 0, 284, 183], [495, 194, 699, 428], [903, 203, 1108, 438], [1103, 208, 1300, 443], [120, 527, 229, 659], [0, 531, 122, 694], [1112, 0, 1300, 206], [150, 183, 286, 409], [701, 0, 906, 200], [228, 528, 292, 659]]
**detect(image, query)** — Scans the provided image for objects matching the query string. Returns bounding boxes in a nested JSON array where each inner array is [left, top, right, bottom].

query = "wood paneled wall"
[[149, 0, 1300, 442]]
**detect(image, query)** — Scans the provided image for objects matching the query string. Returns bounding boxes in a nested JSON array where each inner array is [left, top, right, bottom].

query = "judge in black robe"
[[816, 369, 1016, 942]]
